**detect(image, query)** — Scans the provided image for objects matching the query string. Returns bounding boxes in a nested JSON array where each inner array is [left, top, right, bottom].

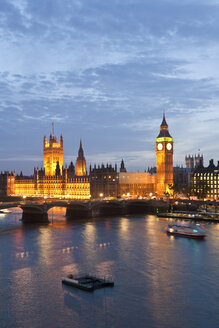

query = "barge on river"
[[157, 211, 219, 223], [62, 274, 114, 292]]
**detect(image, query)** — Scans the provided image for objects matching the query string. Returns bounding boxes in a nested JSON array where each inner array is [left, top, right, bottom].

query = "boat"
[[0, 209, 11, 214], [157, 211, 219, 223], [62, 274, 114, 292], [166, 223, 206, 238]]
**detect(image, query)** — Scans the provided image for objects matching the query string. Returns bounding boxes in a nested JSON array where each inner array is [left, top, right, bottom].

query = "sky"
[[1, 0, 219, 174]]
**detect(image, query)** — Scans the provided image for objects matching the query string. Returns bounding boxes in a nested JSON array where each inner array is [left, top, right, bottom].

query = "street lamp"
[[99, 193, 103, 199]]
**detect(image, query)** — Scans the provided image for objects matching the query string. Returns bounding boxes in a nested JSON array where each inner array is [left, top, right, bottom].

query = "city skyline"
[[1, 0, 219, 174]]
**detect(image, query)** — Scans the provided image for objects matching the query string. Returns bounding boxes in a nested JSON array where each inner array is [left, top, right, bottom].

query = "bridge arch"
[[91, 200, 124, 216], [66, 202, 91, 219], [21, 204, 49, 223]]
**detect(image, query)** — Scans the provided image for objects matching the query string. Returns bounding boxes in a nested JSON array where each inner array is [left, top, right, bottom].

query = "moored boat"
[[157, 211, 219, 223], [166, 223, 206, 238], [62, 274, 114, 291]]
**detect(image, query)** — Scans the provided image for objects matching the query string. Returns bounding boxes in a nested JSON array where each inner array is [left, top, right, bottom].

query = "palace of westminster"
[[3, 113, 217, 200], [0, 114, 175, 199], [1, 112, 218, 200]]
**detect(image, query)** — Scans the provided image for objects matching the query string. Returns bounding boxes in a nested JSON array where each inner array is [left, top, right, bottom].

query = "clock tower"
[[156, 113, 173, 196]]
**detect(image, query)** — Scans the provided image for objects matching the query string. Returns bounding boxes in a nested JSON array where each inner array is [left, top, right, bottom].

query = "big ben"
[[156, 113, 173, 195]]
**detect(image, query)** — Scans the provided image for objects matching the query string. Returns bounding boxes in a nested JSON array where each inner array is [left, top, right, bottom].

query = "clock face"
[[157, 143, 163, 151], [166, 143, 172, 150]]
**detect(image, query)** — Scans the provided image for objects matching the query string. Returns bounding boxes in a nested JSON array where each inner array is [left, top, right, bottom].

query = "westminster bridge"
[[1, 198, 213, 224], [0, 199, 170, 223]]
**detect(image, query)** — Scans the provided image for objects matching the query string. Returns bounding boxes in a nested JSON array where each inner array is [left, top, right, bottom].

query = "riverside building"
[[0, 134, 90, 199], [0, 114, 174, 199], [192, 159, 219, 200]]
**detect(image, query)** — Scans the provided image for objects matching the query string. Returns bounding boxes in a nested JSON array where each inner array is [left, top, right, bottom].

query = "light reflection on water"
[[0, 208, 219, 327]]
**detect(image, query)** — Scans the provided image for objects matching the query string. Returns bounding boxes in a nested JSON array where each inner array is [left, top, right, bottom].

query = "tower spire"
[[75, 139, 86, 176], [78, 139, 84, 157], [161, 111, 168, 128], [52, 122, 54, 136], [157, 112, 171, 137]]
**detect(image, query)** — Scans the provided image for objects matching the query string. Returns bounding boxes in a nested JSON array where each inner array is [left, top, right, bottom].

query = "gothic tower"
[[156, 113, 173, 195], [75, 140, 87, 176], [43, 132, 63, 176], [120, 159, 127, 172]]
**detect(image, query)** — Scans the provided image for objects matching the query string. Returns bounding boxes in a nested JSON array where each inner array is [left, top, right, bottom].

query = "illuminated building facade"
[[118, 172, 156, 197], [156, 113, 173, 195], [5, 137, 90, 199], [14, 169, 90, 199], [44, 134, 63, 176], [192, 159, 219, 200], [0, 114, 173, 199]]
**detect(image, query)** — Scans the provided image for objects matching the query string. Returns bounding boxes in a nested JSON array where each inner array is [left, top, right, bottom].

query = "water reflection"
[[84, 222, 96, 243], [0, 209, 219, 327], [95, 260, 115, 278], [37, 226, 54, 265], [120, 217, 130, 232]]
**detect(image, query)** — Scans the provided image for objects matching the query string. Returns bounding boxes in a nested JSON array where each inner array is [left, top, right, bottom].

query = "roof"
[[161, 113, 168, 128], [157, 129, 172, 138], [157, 113, 172, 138]]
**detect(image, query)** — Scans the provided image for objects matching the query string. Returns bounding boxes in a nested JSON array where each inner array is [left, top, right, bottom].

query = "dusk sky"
[[1, 0, 219, 174]]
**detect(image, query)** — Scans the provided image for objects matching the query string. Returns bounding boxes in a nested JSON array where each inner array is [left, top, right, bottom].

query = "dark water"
[[0, 207, 219, 328]]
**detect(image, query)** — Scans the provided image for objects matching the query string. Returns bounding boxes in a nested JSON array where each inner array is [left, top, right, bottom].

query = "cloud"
[[0, 0, 219, 172]]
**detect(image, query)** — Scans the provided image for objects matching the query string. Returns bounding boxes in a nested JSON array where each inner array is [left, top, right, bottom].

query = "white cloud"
[[0, 0, 219, 172]]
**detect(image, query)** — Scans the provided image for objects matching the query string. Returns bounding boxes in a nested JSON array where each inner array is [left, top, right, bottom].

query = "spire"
[[60, 134, 63, 146], [52, 121, 54, 136], [78, 139, 84, 158], [120, 159, 127, 172], [75, 139, 87, 176], [157, 112, 172, 138], [160, 111, 168, 129]]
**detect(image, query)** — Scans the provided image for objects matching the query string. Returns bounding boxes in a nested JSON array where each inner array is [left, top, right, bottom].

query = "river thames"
[[0, 207, 219, 328]]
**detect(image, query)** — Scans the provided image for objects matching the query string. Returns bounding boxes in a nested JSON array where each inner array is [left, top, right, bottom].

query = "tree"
[[169, 183, 192, 198]]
